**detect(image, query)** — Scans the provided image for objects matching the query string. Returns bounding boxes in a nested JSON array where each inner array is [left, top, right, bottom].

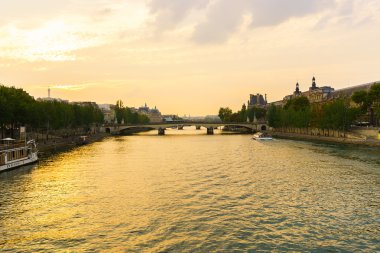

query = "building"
[[284, 77, 335, 103], [138, 103, 163, 123], [329, 82, 374, 100], [270, 77, 379, 107], [248, 93, 267, 108], [98, 104, 116, 124]]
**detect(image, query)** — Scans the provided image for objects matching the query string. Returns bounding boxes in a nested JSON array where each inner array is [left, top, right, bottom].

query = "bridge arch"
[[111, 122, 268, 135]]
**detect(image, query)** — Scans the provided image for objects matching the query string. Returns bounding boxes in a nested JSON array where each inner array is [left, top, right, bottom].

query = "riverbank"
[[271, 131, 380, 147], [37, 132, 110, 156]]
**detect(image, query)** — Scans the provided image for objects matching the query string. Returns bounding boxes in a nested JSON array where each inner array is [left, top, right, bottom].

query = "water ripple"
[[1, 131, 379, 252]]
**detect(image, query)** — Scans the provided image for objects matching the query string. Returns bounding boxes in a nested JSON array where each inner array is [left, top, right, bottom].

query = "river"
[[1, 127, 379, 252]]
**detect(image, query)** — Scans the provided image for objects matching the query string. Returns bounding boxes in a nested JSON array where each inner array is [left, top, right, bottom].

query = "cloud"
[[0, 20, 103, 62], [249, 0, 334, 28], [148, 0, 337, 43], [192, 0, 246, 43], [193, 0, 336, 43], [313, 0, 380, 30], [0, 0, 148, 62], [148, 0, 210, 31]]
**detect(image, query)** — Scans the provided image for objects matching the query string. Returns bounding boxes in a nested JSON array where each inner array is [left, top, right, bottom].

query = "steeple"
[[311, 76, 317, 89], [294, 82, 301, 96]]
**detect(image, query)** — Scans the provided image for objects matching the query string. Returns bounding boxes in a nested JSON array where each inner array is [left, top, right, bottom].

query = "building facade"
[[269, 77, 378, 108], [284, 77, 335, 103], [138, 103, 163, 123], [98, 104, 116, 124], [248, 93, 267, 108]]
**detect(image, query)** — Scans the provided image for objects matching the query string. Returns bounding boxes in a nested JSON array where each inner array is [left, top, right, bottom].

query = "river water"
[[1, 128, 379, 252]]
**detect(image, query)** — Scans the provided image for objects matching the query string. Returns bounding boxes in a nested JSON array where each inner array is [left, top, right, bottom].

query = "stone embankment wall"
[[273, 127, 367, 140], [351, 127, 379, 139], [271, 127, 380, 147], [26, 126, 107, 155]]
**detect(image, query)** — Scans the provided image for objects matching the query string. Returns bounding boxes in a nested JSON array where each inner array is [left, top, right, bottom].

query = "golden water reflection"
[[1, 128, 379, 251]]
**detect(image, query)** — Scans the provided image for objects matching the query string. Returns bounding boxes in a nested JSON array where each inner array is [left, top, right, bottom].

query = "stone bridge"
[[101, 122, 268, 135]]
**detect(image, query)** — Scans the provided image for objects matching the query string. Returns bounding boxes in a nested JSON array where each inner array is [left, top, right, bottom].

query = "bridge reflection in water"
[[102, 122, 268, 135]]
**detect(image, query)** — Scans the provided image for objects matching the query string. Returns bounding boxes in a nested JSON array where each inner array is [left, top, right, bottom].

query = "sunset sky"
[[1, 0, 379, 115]]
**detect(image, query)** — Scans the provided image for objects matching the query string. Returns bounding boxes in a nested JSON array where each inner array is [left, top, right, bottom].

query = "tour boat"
[[0, 138, 38, 172], [252, 132, 273, 141]]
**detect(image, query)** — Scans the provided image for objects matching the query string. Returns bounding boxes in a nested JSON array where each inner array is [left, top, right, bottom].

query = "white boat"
[[0, 138, 38, 172], [252, 132, 273, 140]]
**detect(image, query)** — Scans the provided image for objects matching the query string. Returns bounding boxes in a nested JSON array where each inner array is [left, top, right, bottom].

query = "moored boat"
[[0, 138, 38, 172], [252, 132, 273, 140], [76, 135, 89, 146]]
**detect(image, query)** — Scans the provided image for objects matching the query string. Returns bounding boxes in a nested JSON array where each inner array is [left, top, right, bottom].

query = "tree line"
[[114, 100, 150, 124], [0, 85, 104, 137], [218, 83, 379, 131], [267, 83, 380, 130], [218, 104, 266, 123]]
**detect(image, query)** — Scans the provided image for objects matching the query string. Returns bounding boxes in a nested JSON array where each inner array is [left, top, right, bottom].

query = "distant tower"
[[296, 82, 300, 93], [265, 94, 267, 103], [311, 76, 317, 90], [48, 87, 51, 98]]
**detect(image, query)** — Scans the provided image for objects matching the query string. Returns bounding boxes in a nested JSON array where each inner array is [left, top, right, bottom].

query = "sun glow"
[[0, 20, 103, 62]]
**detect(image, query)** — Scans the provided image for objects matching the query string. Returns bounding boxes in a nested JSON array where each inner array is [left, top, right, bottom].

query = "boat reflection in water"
[[252, 132, 273, 140]]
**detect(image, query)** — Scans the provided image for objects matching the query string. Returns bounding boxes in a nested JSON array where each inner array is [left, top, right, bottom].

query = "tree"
[[240, 104, 247, 122], [267, 105, 281, 128], [319, 99, 359, 130], [284, 96, 310, 111], [352, 90, 370, 112], [115, 100, 124, 124], [369, 83, 380, 102], [218, 107, 232, 122], [246, 106, 266, 122]]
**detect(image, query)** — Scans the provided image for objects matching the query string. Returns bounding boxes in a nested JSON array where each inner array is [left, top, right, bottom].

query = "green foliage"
[[219, 105, 267, 123], [351, 90, 370, 112], [246, 106, 266, 122], [218, 107, 232, 122], [284, 96, 310, 111], [267, 105, 280, 127], [319, 100, 359, 130], [0, 85, 103, 131], [351, 83, 380, 125], [115, 99, 125, 124], [369, 83, 380, 101], [115, 100, 150, 124], [268, 97, 312, 128], [268, 97, 361, 130]]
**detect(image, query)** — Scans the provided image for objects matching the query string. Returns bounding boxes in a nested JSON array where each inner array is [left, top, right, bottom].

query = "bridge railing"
[[103, 121, 267, 127]]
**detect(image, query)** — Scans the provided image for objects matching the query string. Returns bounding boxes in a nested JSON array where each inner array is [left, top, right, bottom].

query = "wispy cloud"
[[148, 0, 209, 31], [0, 0, 147, 62], [148, 0, 336, 43]]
